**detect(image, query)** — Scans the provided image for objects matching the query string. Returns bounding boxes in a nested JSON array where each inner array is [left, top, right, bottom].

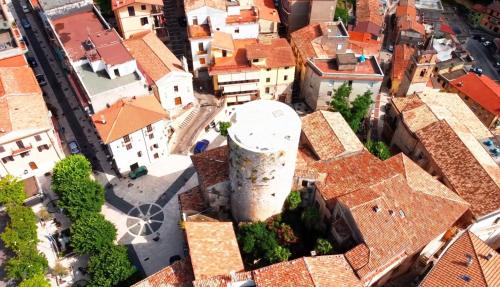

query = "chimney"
[[485, 253, 493, 260], [465, 254, 473, 266], [372, 205, 381, 213], [310, 250, 317, 257], [100, 115, 106, 124]]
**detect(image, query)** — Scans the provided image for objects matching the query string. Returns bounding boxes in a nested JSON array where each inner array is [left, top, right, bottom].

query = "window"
[[2, 156, 13, 164], [20, 151, 30, 158], [265, 87, 270, 93], [284, 75, 288, 81], [137, 151, 142, 157], [222, 50, 227, 57], [348, 80, 353, 87], [149, 133, 154, 139], [266, 68, 271, 71], [192, 16, 198, 25], [252, 59, 259, 63], [266, 78, 270, 83], [141, 4, 146, 10], [235, 28, 240, 33], [29, 162, 37, 170], [128, 6, 135, 16], [147, 125, 153, 132], [198, 42, 204, 52], [199, 57, 206, 65], [174, 85, 179, 92], [114, 69, 120, 77], [285, 66, 290, 69], [34, 135, 42, 142], [369, 82, 374, 87], [327, 91, 333, 97], [153, 143, 158, 149], [123, 135, 130, 143], [420, 69, 427, 77], [154, 153, 159, 159], [37, 145, 49, 152], [0, 146, 4, 153], [140, 17, 149, 26], [126, 143, 133, 150], [16, 141, 24, 149], [175, 97, 182, 105]]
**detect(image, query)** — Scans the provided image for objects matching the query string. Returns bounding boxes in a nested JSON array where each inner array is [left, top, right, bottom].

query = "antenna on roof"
[[465, 254, 473, 267]]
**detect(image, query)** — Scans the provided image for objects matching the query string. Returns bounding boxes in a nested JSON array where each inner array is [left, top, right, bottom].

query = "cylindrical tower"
[[228, 100, 301, 222]]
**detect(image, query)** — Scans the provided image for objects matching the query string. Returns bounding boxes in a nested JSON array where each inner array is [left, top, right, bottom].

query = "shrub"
[[1, 205, 38, 254], [267, 246, 291, 263], [0, 175, 26, 205], [286, 191, 301, 210], [5, 251, 48, 280], [315, 238, 333, 255], [218, 121, 232, 136], [18, 274, 51, 287], [88, 245, 136, 287], [365, 140, 392, 160], [301, 207, 321, 230], [71, 213, 117, 255]]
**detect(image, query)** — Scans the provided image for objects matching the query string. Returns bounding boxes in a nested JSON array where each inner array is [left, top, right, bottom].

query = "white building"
[[124, 31, 195, 114], [185, 0, 260, 73], [91, 96, 170, 174], [228, 100, 302, 222], [302, 53, 384, 111], [48, 5, 148, 113], [0, 65, 65, 180]]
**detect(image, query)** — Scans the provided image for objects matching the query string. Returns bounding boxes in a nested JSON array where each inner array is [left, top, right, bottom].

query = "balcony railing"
[[11, 145, 32, 156]]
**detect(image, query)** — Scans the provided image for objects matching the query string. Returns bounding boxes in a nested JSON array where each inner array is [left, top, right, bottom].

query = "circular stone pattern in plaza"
[[126, 203, 164, 237]]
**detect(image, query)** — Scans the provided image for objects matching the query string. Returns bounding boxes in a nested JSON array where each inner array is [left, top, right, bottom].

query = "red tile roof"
[[209, 39, 259, 75], [0, 55, 27, 67], [348, 31, 381, 56], [88, 29, 133, 66], [253, 0, 280, 22], [356, 0, 383, 27], [253, 258, 315, 286], [245, 38, 295, 68], [391, 44, 415, 82], [419, 231, 500, 287], [91, 96, 167, 144], [131, 258, 194, 287], [301, 111, 346, 160], [225, 9, 258, 24], [112, 0, 163, 11], [190, 146, 229, 190], [396, 4, 416, 18], [450, 73, 500, 116]]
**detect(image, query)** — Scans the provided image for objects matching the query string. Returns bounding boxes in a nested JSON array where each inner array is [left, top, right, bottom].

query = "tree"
[[365, 140, 392, 160], [5, 251, 48, 280], [88, 245, 136, 287], [301, 207, 321, 230], [329, 84, 373, 133], [18, 274, 51, 287], [95, 0, 112, 15], [1, 205, 38, 254], [57, 178, 105, 221], [267, 246, 291, 263], [0, 176, 26, 205], [286, 191, 301, 211], [315, 238, 333, 255], [71, 213, 117, 255], [218, 121, 232, 136], [335, 7, 348, 25], [329, 83, 352, 121], [52, 154, 92, 196], [238, 222, 283, 264]]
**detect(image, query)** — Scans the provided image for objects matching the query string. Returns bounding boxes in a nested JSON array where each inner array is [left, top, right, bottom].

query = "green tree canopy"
[[286, 191, 301, 211], [18, 274, 51, 287], [238, 222, 291, 264], [52, 154, 92, 195], [58, 178, 105, 221], [71, 213, 117, 255], [95, 0, 112, 15], [0, 176, 26, 205], [301, 207, 321, 230], [88, 245, 136, 287], [315, 238, 333, 255], [5, 251, 48, 280], [365, 140, 392, 160], [1, 205, 38, 254], [218, 121, 232, 136], [335, 7, 348, 25], [329, 83, 373, 133], [267, 245, 291, 263]]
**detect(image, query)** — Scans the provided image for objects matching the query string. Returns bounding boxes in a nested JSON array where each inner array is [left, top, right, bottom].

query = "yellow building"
[[208, 32, 295, 105], [112, 0, 166, 40]]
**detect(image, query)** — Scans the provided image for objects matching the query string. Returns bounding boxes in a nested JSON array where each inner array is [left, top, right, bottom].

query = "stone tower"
[[398, 41, 437, 96], [228, 100, 301, 222]]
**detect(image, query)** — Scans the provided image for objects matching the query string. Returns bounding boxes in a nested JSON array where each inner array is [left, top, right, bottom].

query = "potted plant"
[[53, 261, 69, 284]]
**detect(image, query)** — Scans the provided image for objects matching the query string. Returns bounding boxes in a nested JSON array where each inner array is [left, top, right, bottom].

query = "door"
[[130, 163, 139, 171], [29, 162, 38, 170]]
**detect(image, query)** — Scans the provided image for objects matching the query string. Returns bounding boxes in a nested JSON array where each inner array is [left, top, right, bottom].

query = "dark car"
[[21, 18, 31, 29], [194, 139, 209, 154], [470, 66, 483, 75], [27, 56, 37, 67], [36, 74, 47, 86], [129, 166, 148, 179], [177, 16, 187, 27], [68, 140, 81, 154]]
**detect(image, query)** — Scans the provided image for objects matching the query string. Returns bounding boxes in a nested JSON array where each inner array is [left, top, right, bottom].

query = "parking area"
[[466, 38, 500, 80]]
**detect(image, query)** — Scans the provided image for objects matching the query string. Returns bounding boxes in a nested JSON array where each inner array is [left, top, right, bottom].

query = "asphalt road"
[[11, 1, 103, 172], [466, 39, 500, 80]]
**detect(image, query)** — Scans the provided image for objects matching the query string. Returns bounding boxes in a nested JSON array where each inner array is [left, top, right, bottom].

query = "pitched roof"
[[347, 31, 381, 56], [190, 146, 229, 189], [131, 258, 194, 287], [355, 0, 383, 27], [184, 0, 226, 12], [253, 258, 315, 287], [253, 0, 280, 22], [392, 44, 415, 81], [396, 4, 417, 18], [112, 0, 164, 11], [209, 39, 259, 75], [88, 29, 134, 66], [301, 111, 364, 161], [419, 231, 500, 287], [245, 38, 295, 68], [184, 222, 244, 280], [352, 21, 381, 37], [91, 96, 167, 144], [0, 55, 28, 67], [212, 31, 235, 51], [290, 22, 348, 60], [124, 31, 186, 82], [450, 72, 500, 116]]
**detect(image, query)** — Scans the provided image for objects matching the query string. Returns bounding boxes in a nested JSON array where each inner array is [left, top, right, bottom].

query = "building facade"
[[479, 1, 500, 33], [112, 0, 167, 40], [92, 96, 169, 174], [397, 48, 437, 96]]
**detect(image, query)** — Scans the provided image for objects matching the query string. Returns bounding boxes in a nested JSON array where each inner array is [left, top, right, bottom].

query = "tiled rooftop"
[[245, 38, 295, 68], [131, 258, 194, 287], [308, 57, 384, 80], [226, 9, 258, 24], [450, 73, 500, 116], [391, 44, 415, 81], [188, 24, 211, 39], [111, 0, 163, 11], [209, 39, 259, 75], [253, 0, 279, 22], [290, 22, 348, 60], [184, 221, 244, 280], [190, 146, 229, 189], [356, 0, 383, 27], [184, 0, 226, 12]]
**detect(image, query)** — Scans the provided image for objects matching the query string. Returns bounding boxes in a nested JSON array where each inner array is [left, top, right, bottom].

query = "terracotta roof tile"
[[112, 0, 163, 10], [253, 258, 315, 287], [124, 31, 185, 82], [356, 0, 383, 27], [304, 255, 362, 287], [391, 44, 415, 82], [91, 96, 167, 144], [190, 146, 229, 189], [450, 73, 500, 116], [0, 55, 27, 67], [245, 38, 295, 68], [184, 0, 226, 12], [419, 231, 500, 287], [291, 22, 347, 60], [184, 222, 244, 280], [131, 258, 194, 287], [192, 272, 253, 287], [179, 186, 207, 214], [212, 31, 235, 51], [253, 0, 280, 22], [391, 95, 423, 113], [347, 31, 381, 56], [209, 39, 260, 75]]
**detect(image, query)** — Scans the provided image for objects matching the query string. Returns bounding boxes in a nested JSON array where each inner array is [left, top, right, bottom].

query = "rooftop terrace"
[[75, 64, 142, 96]]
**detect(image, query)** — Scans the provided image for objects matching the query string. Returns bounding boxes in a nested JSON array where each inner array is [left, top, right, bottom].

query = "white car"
[[22, 4, 30, 13]]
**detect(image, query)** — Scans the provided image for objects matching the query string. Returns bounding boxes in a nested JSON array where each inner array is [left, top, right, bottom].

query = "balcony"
[[151, 6, 163, 15], [11, 145, 32, 156], [218, 79, 259, 86]]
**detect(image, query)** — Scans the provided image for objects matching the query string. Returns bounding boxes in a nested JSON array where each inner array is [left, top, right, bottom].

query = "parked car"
[[68, 140, 81, 154], [193, 139, 209, 154], [21, 18, 31, 29], [22, 4, 30, 13], [482, 41, 492, 47], [129, 166, 148, 179], [27, 56, 37, 67], [36, 74, 47, 86], [387, 45, 394, 52], [470, 66, 483, 75]]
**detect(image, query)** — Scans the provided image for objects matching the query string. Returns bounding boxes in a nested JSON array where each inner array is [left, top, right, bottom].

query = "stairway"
[[179, 107, 200, 129]]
